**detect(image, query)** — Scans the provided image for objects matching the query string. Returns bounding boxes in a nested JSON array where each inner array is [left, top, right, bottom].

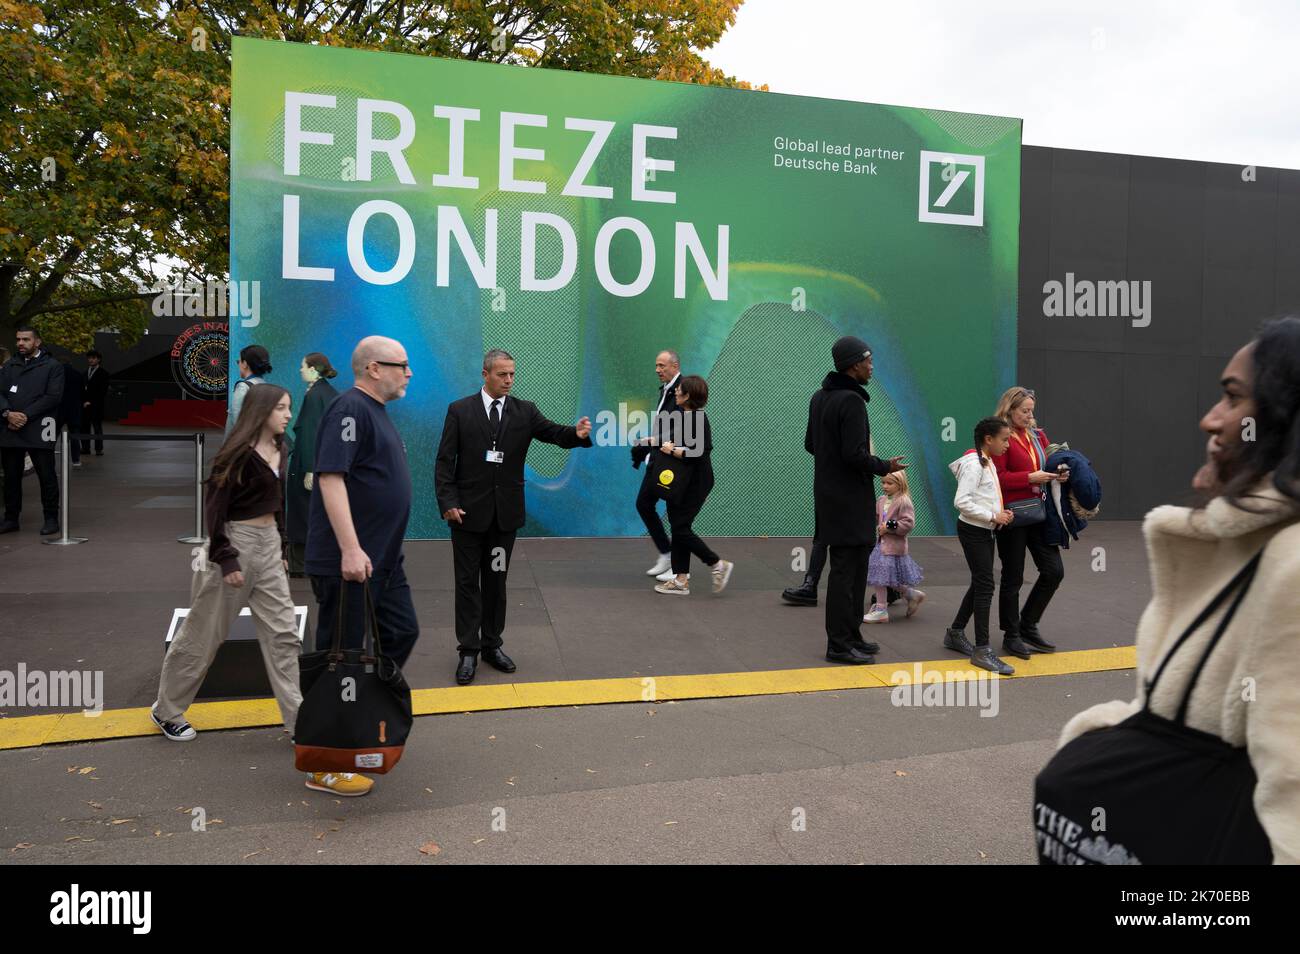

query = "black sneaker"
[[943, 628, 974, 656], [0, 519, 18, 534], [40, 516, 60, 535], [970, 645, 1014, 676], [150, 709, 196, 742]]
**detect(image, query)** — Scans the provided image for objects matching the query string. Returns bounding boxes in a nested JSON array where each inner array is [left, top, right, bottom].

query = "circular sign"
[[170, 323, 229, 399]]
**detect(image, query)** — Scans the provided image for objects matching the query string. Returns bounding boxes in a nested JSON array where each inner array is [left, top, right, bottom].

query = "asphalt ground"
[[0, 429, 1150, 864]]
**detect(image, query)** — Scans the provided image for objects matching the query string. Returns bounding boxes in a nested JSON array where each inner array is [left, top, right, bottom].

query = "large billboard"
[[230, 37, 1021, 537]]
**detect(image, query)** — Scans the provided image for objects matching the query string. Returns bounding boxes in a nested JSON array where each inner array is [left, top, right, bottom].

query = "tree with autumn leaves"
[[0, 0, 757, 350]]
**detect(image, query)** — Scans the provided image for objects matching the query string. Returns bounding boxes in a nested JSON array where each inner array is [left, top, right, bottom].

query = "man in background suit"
[[82, 349, 111, 455], [436, 348, 594, 685], [632, 350, 681, 580]]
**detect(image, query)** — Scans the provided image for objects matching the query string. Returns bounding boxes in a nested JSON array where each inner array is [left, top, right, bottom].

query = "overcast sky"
[[707, 0, 1300, 169]]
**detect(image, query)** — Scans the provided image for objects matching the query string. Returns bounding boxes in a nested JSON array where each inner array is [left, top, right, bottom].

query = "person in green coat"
[[286, 352, 339, 575]]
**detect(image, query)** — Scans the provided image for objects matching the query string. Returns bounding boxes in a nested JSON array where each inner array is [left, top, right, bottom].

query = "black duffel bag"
[[1033, 550, 1271, 864], [294, 580, 413, 775]]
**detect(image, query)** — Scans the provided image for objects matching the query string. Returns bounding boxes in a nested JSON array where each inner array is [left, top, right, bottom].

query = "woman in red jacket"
[[993, 387, 1068, 658]]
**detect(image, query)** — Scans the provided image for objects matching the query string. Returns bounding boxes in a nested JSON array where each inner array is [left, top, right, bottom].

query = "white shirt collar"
[[480, 388, 504, 416]]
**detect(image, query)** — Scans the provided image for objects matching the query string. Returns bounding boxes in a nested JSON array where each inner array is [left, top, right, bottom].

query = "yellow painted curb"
[[0, 646, 1136, 752]]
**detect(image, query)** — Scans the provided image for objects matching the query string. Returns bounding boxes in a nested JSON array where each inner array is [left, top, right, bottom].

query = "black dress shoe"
[[826, 647, 876, 665], [1020, 624, 1057, 653], [0, 519, 18, 534], [481, 647, 516, 673], [40, 517, 60, 535], [780, 576, 818, 606], [1002, 636, 1032, 660], [455, 654, 477, 685], [852, 639, 881, 656]]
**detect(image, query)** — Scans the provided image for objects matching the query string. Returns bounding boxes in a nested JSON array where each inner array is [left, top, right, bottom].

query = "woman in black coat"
[[653, 375, 734, 596], [286, 352, 338, 574]]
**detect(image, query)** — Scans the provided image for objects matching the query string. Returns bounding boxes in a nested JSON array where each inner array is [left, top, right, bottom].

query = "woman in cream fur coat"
[[1057, 316, 1300, 863]]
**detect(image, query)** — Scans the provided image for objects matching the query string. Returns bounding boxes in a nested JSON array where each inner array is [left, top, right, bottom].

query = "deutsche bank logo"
[[918, 151, 985, 226]]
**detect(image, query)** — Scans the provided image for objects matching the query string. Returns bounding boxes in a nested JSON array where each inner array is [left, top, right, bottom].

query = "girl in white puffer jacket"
[[945, 417, 1016, 674]]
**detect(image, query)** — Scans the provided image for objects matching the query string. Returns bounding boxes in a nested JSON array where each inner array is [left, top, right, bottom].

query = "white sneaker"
[[646, 553, 672, 576], [906, 589, 926, 617], [711, 559, 734, 594], [864, 607, 889, 624], [655, 568, 677, 582]]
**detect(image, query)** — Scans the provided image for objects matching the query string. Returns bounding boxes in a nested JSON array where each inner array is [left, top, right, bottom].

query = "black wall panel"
[[1017, 145, 1297, 519]]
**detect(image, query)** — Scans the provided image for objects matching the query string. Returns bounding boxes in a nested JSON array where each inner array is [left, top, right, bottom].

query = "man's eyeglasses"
[[372, 360, 410, 371]]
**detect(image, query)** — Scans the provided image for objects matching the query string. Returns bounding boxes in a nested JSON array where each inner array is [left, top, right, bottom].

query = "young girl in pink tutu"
[[864, 471, 925, 623]]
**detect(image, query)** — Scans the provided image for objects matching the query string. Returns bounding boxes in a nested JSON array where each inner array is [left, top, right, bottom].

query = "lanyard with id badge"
[[486, 400, 504, 464]]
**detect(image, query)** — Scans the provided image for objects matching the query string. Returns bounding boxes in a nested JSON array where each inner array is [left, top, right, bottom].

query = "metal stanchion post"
[[43, 425, 88, 546], [178, 432, 206, 544]]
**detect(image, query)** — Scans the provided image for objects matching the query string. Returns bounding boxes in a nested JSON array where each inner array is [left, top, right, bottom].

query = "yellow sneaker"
[[305, 772, 374, 797]]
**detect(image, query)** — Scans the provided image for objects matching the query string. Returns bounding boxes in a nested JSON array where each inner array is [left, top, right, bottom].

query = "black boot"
[[1020, 623, 1057, 653], [781, 575, 818, 606], [1002, 635, 1032, 660], [40, 515, 60, 536]]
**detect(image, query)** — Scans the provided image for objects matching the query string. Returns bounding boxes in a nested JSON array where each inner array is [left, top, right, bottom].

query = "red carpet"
[[118, 399, 226, 429]]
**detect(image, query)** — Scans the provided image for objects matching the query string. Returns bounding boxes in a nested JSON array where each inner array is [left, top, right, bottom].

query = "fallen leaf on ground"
[[425, 788, 433, 794], [419, 841, 441, 856], [487, 735, 496, 741], [978, 850, 988, 859], [11, 843, 34, 852], [473, 838, 485, 845], [87, 801, 103, 810], [109, 819, 134, 825], [242, 849, 265, 860], [894, 770, 908, 777], [663, 821, 677, 826], [78, 767, 95, 775]]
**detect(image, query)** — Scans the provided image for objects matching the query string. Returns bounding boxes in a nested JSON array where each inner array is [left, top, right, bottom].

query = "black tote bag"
[[294, 581, 413, 775], [648, 447, 696, 504], [1033, 551, 1271, 864]]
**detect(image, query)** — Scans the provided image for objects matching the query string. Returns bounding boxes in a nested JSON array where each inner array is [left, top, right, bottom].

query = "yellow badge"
[[658, 469, 674, 486]]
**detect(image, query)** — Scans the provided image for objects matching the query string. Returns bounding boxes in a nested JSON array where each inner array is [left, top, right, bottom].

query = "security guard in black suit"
[[435, 349, 593, 684]]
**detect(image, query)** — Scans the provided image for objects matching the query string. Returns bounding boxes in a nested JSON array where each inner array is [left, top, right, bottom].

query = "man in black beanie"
[[805, 335, 906, 663]]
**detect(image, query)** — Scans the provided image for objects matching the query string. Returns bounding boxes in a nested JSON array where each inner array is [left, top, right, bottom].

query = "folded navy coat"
[[1044, 449, 1102, 548]]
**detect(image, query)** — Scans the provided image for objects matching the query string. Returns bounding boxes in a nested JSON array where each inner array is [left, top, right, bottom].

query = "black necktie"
[[490, 400, 501, 441]]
